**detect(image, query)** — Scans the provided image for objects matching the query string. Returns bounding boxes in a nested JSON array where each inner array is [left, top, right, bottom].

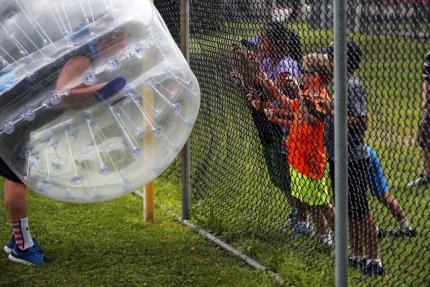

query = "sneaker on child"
[[292, 221, 315, 238], [407, 175, 430, 187], [320, 232, 333, 246], [8, 242, 46, 265], [363, 259, 385, 277], [3, 235, 15, 254], [349, 255, 367, 268]]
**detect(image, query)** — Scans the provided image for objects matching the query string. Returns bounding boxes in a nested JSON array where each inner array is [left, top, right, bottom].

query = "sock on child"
[[11, 218, 34, 250]]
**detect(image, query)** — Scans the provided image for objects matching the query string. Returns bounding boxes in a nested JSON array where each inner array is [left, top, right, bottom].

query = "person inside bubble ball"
[[2, 25, 130, 265]]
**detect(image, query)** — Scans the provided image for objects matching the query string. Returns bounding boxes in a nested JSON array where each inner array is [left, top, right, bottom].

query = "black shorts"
[[0, 156, 23, 184], [329, 159, 370, 220]]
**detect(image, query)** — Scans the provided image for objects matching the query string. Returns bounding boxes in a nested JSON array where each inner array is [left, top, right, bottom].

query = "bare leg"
[[4, 180, 35, 251], [4, 180, 28, 221], [349, 217, 361, 257], [377, 192, 406, 222], [295, 199, 308, 222], [323, 203, 335, 230], [287, 194, 297, 210], [364, 213, 379, 260], [311, 206, 328, 235]]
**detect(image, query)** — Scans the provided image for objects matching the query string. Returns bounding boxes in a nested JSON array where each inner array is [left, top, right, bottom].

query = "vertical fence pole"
[[334, 0, 348, 286], [144, 182, 155, 221], [180, 0, 191, 220], [143, 0, 156, 222]]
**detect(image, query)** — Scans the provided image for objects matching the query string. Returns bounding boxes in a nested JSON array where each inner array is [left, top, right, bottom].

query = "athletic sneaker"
[[391, 228, 418, 238], [292, 221, 315, 238], [320, 232, 333, 246], [4, 236, 45, 255], [407, 175, 430, 187], [8, 242, 46, 265], [363, 260, 385, 277], [349, 255, 367, 268], [3, 235, 15, 254]]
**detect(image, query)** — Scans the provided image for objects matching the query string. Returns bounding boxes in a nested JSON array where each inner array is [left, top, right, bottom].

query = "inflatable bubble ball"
[[0, 0, 200, 203]]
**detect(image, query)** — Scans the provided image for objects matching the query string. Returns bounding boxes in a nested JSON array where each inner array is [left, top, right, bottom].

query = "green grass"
[[184, 21, 430, 286], [0, 180, 275, 287]]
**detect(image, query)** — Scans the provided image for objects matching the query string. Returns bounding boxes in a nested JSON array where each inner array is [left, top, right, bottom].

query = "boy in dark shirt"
[[323, 40, 384, 276], [408, 52, 430, 187]]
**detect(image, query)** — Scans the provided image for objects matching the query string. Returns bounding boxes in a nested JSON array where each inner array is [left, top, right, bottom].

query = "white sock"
[[321, 233, 333, 245], [11, 218, 34, 250]]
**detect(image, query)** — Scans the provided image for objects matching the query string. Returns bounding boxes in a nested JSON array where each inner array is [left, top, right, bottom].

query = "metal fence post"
[[334, 0, 348, 286], [180, 0, 191, 220]]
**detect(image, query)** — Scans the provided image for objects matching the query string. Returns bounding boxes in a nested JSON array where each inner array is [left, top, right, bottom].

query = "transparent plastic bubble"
[[99, 166, 111, 175], [71, 176, 82, 185], [152, 127, 162, 137], [28, 156, 39, 167], [52, 157, 65, 169], [134, 127, 144, 137], [171, 144, 180, 153], [83, 71, 97, 86], [133, 44, 145, 59], [48, 91, 62, 106], [106, 56, 121, 72], [0, 0, 200, 203], [131, 147, 140, 157], [172, 103, 182, 115], [22, 107, 35, 121], [2, 121, 14, 135]]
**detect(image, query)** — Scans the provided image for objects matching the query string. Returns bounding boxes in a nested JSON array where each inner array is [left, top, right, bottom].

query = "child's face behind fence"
[[259, 31, 279, 59], [301, 53, 333, 86]]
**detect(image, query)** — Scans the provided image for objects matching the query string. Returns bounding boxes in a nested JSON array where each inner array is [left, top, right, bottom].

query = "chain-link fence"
[[156, 0, 429, 286]]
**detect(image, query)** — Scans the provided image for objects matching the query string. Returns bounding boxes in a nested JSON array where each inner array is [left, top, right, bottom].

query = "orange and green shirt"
[[285, 76, 330, 179]]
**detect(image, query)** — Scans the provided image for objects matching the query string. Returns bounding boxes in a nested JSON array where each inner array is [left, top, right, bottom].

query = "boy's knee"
[[5, 180, 27, 193]]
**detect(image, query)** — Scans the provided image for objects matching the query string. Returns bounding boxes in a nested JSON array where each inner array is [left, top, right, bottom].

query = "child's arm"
[[56, 56, 107, 107], [246, 90, 265, 112], [274, 73, 300, 101], [264, 107, 293, 127], [230, 43, 259, 96], [257, 68, 300, 110], [68, 83, 107, 96]]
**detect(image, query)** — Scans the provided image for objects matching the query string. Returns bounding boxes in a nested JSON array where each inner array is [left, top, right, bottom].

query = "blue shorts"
[[367, 146, 388, 197]]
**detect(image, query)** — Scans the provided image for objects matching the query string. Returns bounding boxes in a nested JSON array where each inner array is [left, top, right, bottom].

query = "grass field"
[[0, 179, 274, 287], [183, 21, 430, 286]]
